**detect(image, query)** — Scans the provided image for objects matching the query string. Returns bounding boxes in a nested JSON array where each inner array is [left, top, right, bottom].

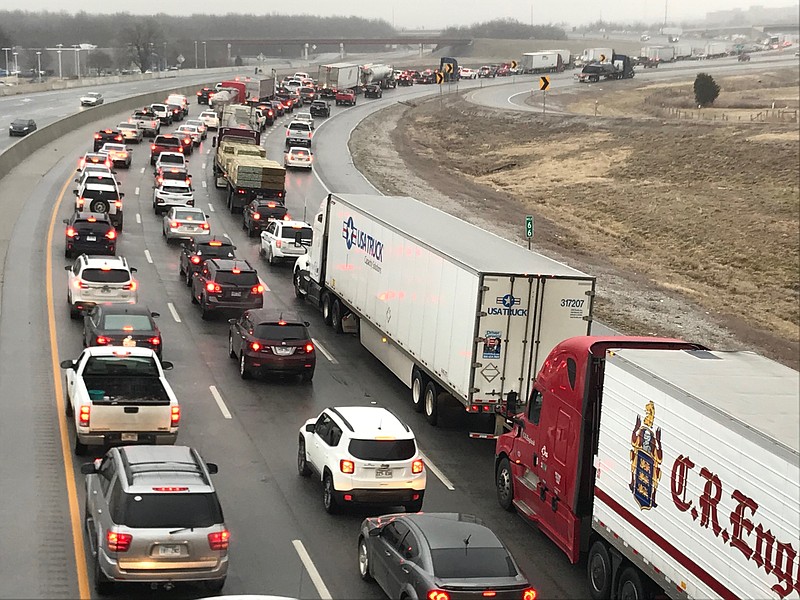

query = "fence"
[[653, 105, 798, 123]]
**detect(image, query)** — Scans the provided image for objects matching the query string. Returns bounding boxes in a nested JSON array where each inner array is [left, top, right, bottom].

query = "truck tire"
[[116, 214, 123, 232], [496, 457, 515, 511], [331, 298, 345, 334], [411, 368, 426, 413], [588, 540, 613, 600], [321, 293, 333, 325], [618, 567, 647, 600], [89, 199, 110, 214], [424, 381, 439, 426], [293, 270, 305, 299]]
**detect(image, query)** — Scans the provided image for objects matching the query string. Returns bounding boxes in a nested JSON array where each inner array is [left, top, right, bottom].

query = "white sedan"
[[162, 207, 210, 243], [80, 91, 104, 106], [459, 68, 478, 79], [284, 147, 313, 170], [198, 111, 220, 130], [176, 124, 202, 146]]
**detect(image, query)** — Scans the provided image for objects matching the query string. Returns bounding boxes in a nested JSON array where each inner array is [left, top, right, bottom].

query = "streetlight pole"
[[1, 48, 9, 77], [203, 42, 207, 69], [194, 40, 198, 69], [13, 51, 18, 75], [56, 44, 63, 79], [36, 51, 42, 83], [163, 41, 167, 71]]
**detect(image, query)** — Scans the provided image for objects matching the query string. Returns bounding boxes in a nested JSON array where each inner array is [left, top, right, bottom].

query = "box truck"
[[582, 48, 614, 63], [496, 338, 800, 600], [704, 42, 729, 58], [521, 51, 564, 73], [293, 194, 595, 428], [317, 63, 360, 97], [672, 43, 693, 60], [642, 45, 676, 62]]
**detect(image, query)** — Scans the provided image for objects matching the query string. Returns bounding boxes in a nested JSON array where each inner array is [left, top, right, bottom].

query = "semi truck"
[[520, 51, 564, 73], [292, 194, 595, 428], [245, 76, 275, 101], [495, 337, 800, 600], [704, 42, 729, 58], [641, 45, 675, 62], [60, 347, 180, 455], [317, 63, 359, 98], [672, 43, 694, 60], [361, 63, 395, 88], [577, 54, 635, 82]]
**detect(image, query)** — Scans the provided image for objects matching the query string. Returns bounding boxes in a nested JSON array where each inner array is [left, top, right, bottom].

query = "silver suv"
[[81, 445, 229, 593]]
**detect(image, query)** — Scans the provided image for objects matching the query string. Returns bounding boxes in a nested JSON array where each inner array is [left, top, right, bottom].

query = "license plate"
[[375, 469, 393, 478], [274, 347, 293, 356], [230, 291, 242, 297], [121, 433, 138, 442], [158, 545, 182, 557], [86, 235, 97, 242], [122, 337, 137, 347]]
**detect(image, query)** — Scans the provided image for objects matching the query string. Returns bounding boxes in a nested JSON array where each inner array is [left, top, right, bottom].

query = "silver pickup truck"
[[61, 346, 180, 455], [130, 109, 161, 138], [284, 120, 313, 148]]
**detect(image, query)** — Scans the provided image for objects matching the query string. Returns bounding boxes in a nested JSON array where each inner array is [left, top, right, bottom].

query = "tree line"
[[442, 19, 567, 41]]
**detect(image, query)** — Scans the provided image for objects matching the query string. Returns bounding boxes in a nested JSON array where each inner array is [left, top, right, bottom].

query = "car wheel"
[[588, 541, 613, 600], [185, 270, 193, 287], [322, 473, 338, 514], [331, 298, 345, 334], [65, 247, 72, 259], [358, 536, 373, 581], [404, 496, 423, 513], [179, 262, 185, 275], [200, 303, 211, 321], [94, 551, 114, 594], [247, 222, 255, 238], [301, 369, 314, 383], [204, 577, 226, 592], [294, 271, 305, 299], [74, 434, 88, 456], [297, 437, 312, 476], [239, 353, 251, 379], [424, 381, 439, 426], [191, 288, 199, 304], [321, 293, 333, 325], [267, 246, 277, 265], [65, 394, 74, 417], [496, 457, 515, 510], [411, 368, 426, 413], [228, 334, 237, 358]]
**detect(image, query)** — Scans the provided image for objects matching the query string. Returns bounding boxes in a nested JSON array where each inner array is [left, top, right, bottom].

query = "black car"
[[309, 100, 330, 118], [82, 304, 162, 358], [243, 199, 289, 237], [196, 87, 215, 104], [63, 212, 117, 258], [9, 118, 37, 136], [359, 513, 535, 600], [270, 100, 285, 117], [191, 259, 264, 320], [179, 237, 237, 286], [166, 103, 184, 122], [93, 128, 124, 152], [176, 131, 194, 155], [364, 84, 383, 99], [227, 309, 315, 381]]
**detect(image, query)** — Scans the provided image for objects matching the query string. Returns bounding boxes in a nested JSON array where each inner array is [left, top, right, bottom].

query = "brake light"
[[208, 530, 230, 550], [250, 342, 261, 352], [275, 239, 282, 248], [170, 221, 179, 229], [412, 459, 424, 474], [115, 135, 122, 142], [232, 268, 241, 274], [428, 592, 450, 600], [95, 336, 110, 345], [340, 459, 355, 474], [206, 282, 221, 293], [151, 144, 156, 150], [482, 593, 496, 598], [87, 216, 97, 222], [94, 134, 101, 139], [184, 137, 191, 145], [79, 405, 91, 427], [522, 589, 537, 600], [305, 343, 314, 353], [251, 284, 264, 295], [190, 255, 201, 264], [149, 336, 161, 346], [75, 280, 89, 289], [76, 198, 85, 208], [208, 241, 222, 246], [283, 214, 291, 221], [170, 405, 180, 425], [106, 530, 132, 552], [196, 91, 201, 96], [200, 222, 210, 230], [105, 230, 116, 240], [66, 227, 77, 238], [122, 280, 137, 291], [152, 486, 187, 491]]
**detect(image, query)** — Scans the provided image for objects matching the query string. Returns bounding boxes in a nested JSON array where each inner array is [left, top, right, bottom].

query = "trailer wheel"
[[331, 298, 345, 334], [411, 368, 426, 413], [321, 293, 333, 325], [424, 381, 439, 426], [496, 457, 515, 511], [618, 567, 647, 600], [588, 540, 613, 600]]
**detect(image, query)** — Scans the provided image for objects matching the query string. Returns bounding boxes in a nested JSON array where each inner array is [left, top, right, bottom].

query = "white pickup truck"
[[60, 347, 180, 455]]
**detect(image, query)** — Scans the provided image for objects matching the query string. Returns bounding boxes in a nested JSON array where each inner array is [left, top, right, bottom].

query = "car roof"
[[80, 182, 119, 191], [402, 513, 503, 550], [245, 308, 306, 326], [72, 211, 111, 222], [278, 220, 311, 229], [159, 179, 191, 187], [329, 406, 413, 439], [118, 445, 215, 493], [80, 255, 129, 268], [95, 303, 153, 317]]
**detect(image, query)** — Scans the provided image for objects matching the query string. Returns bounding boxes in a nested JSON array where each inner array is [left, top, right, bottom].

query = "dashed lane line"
[[144, 249, 153, 264], [209, 385, 233, 419], [292, 540, 333, 600], [311, 338, 338, 364], [418, 450, 455, 491], [167, 302, 181, 323]]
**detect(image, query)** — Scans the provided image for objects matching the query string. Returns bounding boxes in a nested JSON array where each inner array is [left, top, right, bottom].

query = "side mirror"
[[304, 321, 310, 327], [506, 391, 518, 416], [129, 267, 138, 273], [63, 219, 69, 224], [205, 214, 210, 219], [284, 124, 288, 128], [111, 170, 117, 175], [368, 527, 382, 537], [120, 193, 125, 198], [150, 312, 160, 318], [211, 136, 217, 147], [75, 168, 80, 172], [284, 149, 289, 153], [60, 359, 76, 370], [228, 318, 237, 324], [80, 463, 97, 475], [305, 423, 315, 433], [206, 462, 219, 475], [73, 190, 79, 195], [64, 265, 72, 271], [74, 178, 80, 183], [161, 361, 174, 370]]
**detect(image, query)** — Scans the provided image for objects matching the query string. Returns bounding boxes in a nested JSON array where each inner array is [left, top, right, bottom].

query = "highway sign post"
[[525, 215, 534, 249]]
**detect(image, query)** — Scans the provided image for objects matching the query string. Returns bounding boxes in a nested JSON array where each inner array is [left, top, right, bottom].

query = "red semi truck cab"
[[219, 80, 247, 103]]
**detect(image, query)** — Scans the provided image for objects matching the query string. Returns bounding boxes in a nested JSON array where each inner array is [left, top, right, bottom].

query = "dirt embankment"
[[350, 72, 800, 368]]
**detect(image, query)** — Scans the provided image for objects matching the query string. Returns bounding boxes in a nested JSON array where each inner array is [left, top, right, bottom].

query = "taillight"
[[428, 592, 450, 600], [482, 593, 496, 598], [251, 284, 264, 295], [151, 144, 156, 150], [201, 222, 210, 230], [208, 530, 230, 550], [304, 343, 314, 353], [170, 405, 180, 426], [94, 134, 101, 139], [178, 147, 184, 153], [114, 200, 122, 209], [106, 530, 132, 552], [66, 227, 77, 238], [95, 336, 110, 345], [412, 459, 424, 474], [522, 588, 537, 600], [284, 214, 291, 221], [206, 282, 221, 293], [79, 405, 91, 427], [76, 198, 85, 208], [340, 459, 355, 474], [105, 230, 116, 240], [75, 280, 89, 289], [250, 341, 261, 352], [275, 239, 282, 248], [170, 221, 179, 228], [252, 213, 261, 220], [149, 336, 161, 346], [190, 255, 201, 264], [184, 137, 191, 145], [123, 281, 137, 291]]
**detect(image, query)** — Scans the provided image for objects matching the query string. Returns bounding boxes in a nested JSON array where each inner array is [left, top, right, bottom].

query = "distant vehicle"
[[364, 84, 383, 99], [640, 34, 651, 42], [284, 147, 313, 171], [335, 88, 356, 106], [8, 118, 36, 136], [459, 67, 478, 79], [117, 122, 143, 143], [93, 128, 123, 152], [309, 101, 330, 118], [82, 304, 162, 358], [738, 52, 751, 62], [162, 207, 210, 243], [80, 91, 104, 107]]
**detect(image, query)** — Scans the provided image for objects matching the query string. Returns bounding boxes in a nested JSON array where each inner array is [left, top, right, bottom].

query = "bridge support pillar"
[[419, 43, 423, 56], [339, 42, 345, 59]]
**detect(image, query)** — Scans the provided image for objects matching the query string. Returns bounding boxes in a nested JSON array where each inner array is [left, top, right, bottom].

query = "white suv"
[[65, 255, 138, 319], [260, 219, 312, 265], [153, 179, 195, 214], [298, 406, 426, 514]]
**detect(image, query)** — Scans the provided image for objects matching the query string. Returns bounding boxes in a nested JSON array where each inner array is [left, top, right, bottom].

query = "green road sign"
[[525, 215, 534, 238]]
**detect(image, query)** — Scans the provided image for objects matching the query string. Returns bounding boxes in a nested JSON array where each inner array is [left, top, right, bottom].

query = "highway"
[[0, 53, 792, 599]]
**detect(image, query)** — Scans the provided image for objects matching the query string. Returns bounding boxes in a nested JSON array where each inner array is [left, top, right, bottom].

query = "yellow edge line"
[[47, 170, 91, 599]]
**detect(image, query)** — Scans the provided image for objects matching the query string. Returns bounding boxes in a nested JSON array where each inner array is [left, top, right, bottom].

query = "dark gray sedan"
[[358, 513, 536, 600], [9, 118, 36, 136]]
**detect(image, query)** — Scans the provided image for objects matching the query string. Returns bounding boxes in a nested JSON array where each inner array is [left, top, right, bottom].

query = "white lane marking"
[[135, 186, 140, 196], [202, 162, 207, 169], [206, 149, 211, 155], [507, 90, 533, 106], [418, 450, 455, 491], [167, 302, 182, 323], [139, 167, 145, 174], [312, 165, 331, 194], [311, 338, 338, 364], [209, 385, 232, 420], [292, 540, 332, 600], [144, 249, 153, 264], [135, 213, 141, 224], [201, 180, 207, 188], [208, 203, 215, 212]]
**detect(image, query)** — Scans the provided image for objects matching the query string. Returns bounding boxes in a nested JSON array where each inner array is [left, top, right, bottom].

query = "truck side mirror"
[[506, 391, 518, 416], [161, 361, 174, 370], [80, 463, 97, 474], [305, 423, 315, 433], [150, 312, 160, 318], [206, 462, 219, 474], [211, 136, 217, 147], [60, 359, 76, 370]]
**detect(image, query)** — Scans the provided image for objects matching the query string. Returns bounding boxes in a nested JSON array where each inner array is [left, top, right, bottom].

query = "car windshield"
[[254, 323, 307, 340], [73, 221, 110, 233], [162, 185, 191, 193], [114, 492, 222, 528], [289, 123, 310, 131], [215, 271, 258, 286], [81, 268, 130, 283], [173, 210, 203, 220], [84, 355, 159, 377], [281, 226, 312, 241], [348, 439, 416, 461], [431, 547, 518, 579], [102, 314, 153, 331], [12, 120, 31, 126]]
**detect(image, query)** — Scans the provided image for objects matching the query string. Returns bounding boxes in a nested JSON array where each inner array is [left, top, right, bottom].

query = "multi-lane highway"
[[0, 53, 793, 599]]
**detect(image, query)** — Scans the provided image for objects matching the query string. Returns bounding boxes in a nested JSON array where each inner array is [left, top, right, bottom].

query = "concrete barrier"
[[0, 80, 219, 182]]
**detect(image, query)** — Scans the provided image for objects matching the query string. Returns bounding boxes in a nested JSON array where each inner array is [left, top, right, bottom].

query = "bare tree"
[[121, 18, 163, 73], [88, 50, 113, 75]]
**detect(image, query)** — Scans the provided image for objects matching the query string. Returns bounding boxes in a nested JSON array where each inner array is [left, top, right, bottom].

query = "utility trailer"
[[293, 194, 595, 430]]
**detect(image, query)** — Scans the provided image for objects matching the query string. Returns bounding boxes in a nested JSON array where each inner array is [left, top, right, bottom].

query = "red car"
[[335, 88, 356, 106]]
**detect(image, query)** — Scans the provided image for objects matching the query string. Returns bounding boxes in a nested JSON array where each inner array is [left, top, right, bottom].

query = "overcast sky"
[[4, 0, 797, 28]]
